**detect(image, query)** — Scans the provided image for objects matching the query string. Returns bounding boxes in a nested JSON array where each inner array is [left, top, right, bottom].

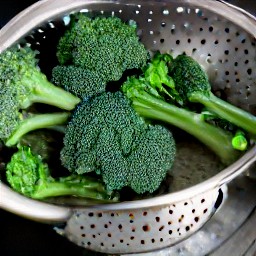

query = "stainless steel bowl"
[[0, 0, 256, 254]]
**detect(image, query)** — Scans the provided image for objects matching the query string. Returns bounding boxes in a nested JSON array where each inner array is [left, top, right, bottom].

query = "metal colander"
[[0, 0, 256, 254]]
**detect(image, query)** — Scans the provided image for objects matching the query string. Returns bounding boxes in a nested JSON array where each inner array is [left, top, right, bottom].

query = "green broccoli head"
[[51, 65, 106, 99], [6, 146, 118, 201], [0, 95, 20, 141], [170, 54, 256, 136], [6, 146, 47, 197], [169, 54, 211, 103], [0, 46, 80, 145], [0, 46, 37, 109], [61, 91, 146, 173], [56, 15, 149, 82], [0, 45, 80, 110], [128, 125, 175, 194], [98, 124, 175, 194], [61, 91, 176, 194]]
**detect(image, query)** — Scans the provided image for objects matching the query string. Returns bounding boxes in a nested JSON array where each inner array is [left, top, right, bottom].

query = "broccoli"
[[0, 46, 80, 146], [231, 130, 248, 151], [169, 54, 256, 135], [4, 112, 70, 147], [51, 65, 106, 99], [60, 91, 176, 194], [201, 110, 248, 151], [121, 53, 241, 165], [53, 14, 149, 99], [6, 146, 118, 201]]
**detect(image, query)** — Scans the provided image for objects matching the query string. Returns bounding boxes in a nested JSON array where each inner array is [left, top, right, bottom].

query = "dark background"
[[0, 1, 255, 256]]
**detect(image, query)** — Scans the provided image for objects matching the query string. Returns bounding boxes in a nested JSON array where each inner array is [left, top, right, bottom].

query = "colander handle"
[[0, 182, 71, 223]]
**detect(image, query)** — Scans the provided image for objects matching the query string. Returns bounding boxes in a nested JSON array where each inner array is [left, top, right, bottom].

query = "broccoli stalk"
[[0, 46, 81, 145], [169, 54, 256, 135], [5, 112, 70, 147], [121, 52, 241, 166], [6, 146, 118, 201], [0, 46, 80, 110], [21, 70, 80, 110], [122, 77, 239, 165]]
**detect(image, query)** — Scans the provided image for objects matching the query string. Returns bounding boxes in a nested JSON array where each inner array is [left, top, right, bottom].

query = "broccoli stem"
[[131, 91, 240, 165], [189, 92, 256, 135], [31, 182, 112, 200], [22, 71, 80, 110], [33, 166, 116, 200], [6, 112, 70, 147]]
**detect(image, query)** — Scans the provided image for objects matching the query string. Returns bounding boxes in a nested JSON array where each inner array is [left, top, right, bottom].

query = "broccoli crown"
[[99, 124, 176, 194], [0, 46, 80, 144], [6, 146, 119, 201], [56, 15, 149, 82], [0, 45, 80, 109], [170, 54, 211, 102], [61, 91, 175, 193], [61, 91, 146, 173], [51, 65, 106, 99], [0, 46, 38, 108], [0, 95, 20, 141], [170, 55, 256, 136], [6, 146, 47, 197]]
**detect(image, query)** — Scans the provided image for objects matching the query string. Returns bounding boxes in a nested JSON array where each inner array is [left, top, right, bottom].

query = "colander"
[[0, 0, 256, 254]]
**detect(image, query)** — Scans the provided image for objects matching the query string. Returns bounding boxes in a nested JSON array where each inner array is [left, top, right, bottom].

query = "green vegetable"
[[201, 111, 248, 151], [169, 54, 256, 135], [0, 46, 80, 146], [231, 130, 248, 151], [6, 146, 117, 201], [61, 91, 176, 194], [51, 65, 106, 99], [5, 112, 70, 147], [54, 14, 149, 98], [121, 53, 240, 165]]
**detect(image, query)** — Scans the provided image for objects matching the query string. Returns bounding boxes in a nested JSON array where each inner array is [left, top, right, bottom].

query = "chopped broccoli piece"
[[169, 54, 256, 135], [231, 130, 248, 151], [121, 53, 241, 165], [6, 146, 118, 201], [201, 110, 248, 151], [0, 46, 80, 145], [61, 91, 176, 194], [54, 14, 149, 98]]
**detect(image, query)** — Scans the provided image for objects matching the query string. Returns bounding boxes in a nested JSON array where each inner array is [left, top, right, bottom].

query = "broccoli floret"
[[127, 125, 175, 194], [54, 14, 149, 98], [169, 54, 256, 135], [121, 53, 241, 165], [6, 146, 117, 201], [0, 46, 80, 146], [61, 91, 175, 194], [51, 65, 106, 99]]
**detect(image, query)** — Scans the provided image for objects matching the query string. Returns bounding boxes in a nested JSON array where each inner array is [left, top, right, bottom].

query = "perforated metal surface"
[[0, 0, 256, 254], [63, 187, 224, 254], [22, 1, 256, 114]]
